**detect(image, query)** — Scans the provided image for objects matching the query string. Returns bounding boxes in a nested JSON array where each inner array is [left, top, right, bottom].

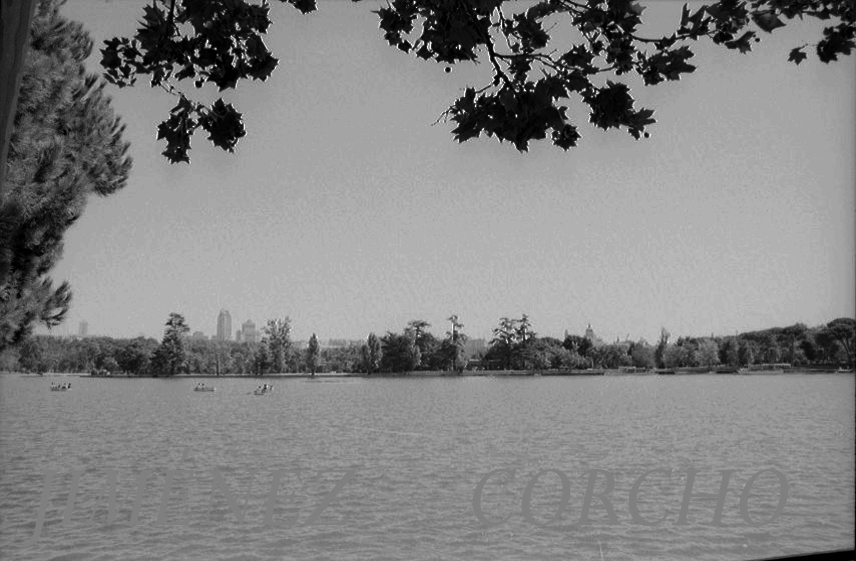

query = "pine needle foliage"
[[0, 0, 132, 350]]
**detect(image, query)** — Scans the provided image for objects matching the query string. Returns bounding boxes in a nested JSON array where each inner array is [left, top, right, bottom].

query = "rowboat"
[[253, 385, 273, 395]]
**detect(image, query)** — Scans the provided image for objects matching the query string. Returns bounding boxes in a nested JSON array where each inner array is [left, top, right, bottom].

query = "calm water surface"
[[0, 374, 853, 560]]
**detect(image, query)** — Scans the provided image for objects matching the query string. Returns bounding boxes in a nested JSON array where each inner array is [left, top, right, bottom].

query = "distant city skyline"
[[35, 315, 846, 348], [43, 310, 660, 344]]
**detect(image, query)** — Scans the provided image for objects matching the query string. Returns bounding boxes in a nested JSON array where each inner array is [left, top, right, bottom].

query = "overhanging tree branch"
[[99, 0, 854, 162]]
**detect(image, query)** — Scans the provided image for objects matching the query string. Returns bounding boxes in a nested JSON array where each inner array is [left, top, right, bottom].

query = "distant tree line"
[[0, 313, 473, 375], [0, 313, 302, 376], [353, 316, 469, 375], [1, 315, 852, 375], [476, 317, 854, 371]]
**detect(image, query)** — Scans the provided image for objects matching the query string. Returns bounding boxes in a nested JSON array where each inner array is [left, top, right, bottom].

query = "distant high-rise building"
[[462, 338, 486, 357], [78, 321, 88, 337], [236, 330, 242, 343], [192, 331, 207, 340], [241, 320, 258, 344], [216, 310, 232, 341]]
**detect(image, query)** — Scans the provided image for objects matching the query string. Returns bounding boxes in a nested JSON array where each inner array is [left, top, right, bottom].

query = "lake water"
[[0, 374, 853, 560]]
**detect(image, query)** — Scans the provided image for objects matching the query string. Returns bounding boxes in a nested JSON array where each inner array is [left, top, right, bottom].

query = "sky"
[[43, 0, 855, 343]]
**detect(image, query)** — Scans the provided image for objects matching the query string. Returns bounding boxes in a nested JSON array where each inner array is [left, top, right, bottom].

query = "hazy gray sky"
[[50, 0, 854, 343]]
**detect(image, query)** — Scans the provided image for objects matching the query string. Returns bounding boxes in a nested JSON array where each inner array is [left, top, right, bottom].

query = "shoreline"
[[41, 368, 856, 378]]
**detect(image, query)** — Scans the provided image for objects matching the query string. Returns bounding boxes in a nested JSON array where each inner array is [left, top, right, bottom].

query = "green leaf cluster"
[[101, 0, 289, 162], [103, 0, 854, 160], [1, 0, 131, 351]]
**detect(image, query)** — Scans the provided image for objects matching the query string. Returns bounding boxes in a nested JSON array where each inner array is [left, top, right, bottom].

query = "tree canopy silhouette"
[[100, 0, 854, 162], [0, 0, 132, 351]]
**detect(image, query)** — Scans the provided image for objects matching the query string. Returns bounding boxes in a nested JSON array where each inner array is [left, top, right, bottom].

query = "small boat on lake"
[[50, 383, 71, 391], [194, 384, 215, 392], [253, 384, 273, 395]]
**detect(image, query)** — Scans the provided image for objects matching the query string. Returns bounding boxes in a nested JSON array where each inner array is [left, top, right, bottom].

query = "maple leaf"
[[788, 46, 808, 65]]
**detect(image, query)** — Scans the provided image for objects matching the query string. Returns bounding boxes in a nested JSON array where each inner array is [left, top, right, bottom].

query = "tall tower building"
[[216, 310, 232, 341], [241, 320, 257, 344], [78, 321, 88, 337]]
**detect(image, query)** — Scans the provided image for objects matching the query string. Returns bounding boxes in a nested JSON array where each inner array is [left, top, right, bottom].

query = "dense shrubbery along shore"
[[2, 317, 853, 377]]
